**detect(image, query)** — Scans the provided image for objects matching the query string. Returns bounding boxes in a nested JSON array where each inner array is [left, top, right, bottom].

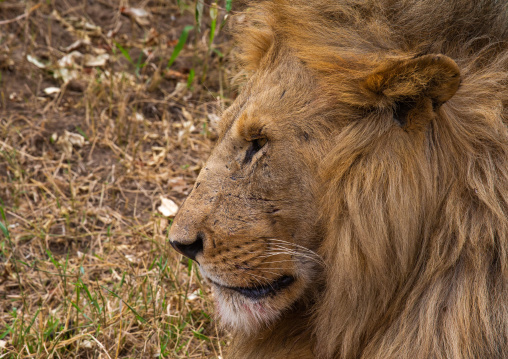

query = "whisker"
[[267, 241, 323, 261], [266, 243, 326, 266], [264, 247, 323, 264], [254, 259, 297, 265], [268, 238, 323, 259]]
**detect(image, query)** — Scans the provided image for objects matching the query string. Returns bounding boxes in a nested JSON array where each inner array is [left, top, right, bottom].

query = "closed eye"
[[243, 137, 267, 164]]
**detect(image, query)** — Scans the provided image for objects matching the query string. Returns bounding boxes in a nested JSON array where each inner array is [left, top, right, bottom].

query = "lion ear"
[[363, 54, 461, 126]]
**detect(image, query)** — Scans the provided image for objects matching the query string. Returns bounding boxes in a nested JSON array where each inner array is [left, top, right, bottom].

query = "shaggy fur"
[[169, 1, 508, 358]]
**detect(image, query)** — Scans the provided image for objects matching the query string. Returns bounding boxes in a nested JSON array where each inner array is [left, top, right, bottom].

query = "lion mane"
[[170, 1, 508, 358]]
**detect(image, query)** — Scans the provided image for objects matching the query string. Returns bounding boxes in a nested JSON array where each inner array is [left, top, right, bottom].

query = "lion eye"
[[243, 137, 267, 164], [253, 137, 268, 151]]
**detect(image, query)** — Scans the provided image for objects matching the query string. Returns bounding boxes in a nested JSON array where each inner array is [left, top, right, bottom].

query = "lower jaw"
[[231, 275, 295, 300], [209, 275, 295, 301], [212, 286, 284, 333]]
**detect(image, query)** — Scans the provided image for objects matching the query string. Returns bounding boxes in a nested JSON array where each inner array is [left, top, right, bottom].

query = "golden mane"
[[228, 1, 508, 358]]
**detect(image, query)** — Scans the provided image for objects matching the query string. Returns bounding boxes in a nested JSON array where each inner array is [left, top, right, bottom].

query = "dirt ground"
[[0, 1, 235, 357]]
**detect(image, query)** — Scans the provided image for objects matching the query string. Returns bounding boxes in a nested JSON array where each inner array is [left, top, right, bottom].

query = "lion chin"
[[169, 0, 508, 358], [200, 264, 314, 334], [211, 282, 285, 334]]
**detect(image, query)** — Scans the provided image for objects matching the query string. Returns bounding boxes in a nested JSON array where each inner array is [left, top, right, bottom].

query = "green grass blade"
[[24, 308, 41, 335], [209, 3, 218, 46], [167, 25, 194, 68], [0, 221, 9, 239], [101, 286, 147, 323], [0, 200, 7, 223], [187, 68, 195, 89], [45, 249, 61, 269], [195, 0, 204, 30], [192, 329, 210, 341], [114, 42, 133, 64], [210, 20, 216, 43], [0, 325, 12, 340]]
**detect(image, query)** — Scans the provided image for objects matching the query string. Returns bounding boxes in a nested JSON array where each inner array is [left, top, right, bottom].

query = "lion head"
[[169, 1, 508, 358]]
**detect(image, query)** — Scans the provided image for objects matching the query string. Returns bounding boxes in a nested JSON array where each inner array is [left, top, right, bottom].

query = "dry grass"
[[0, 1, 235, 357]]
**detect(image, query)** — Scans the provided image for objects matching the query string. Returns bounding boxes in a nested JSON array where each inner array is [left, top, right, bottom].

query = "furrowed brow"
[[236, 114, 267, 141]]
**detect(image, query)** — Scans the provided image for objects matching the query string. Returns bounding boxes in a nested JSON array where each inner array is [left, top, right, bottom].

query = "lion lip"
[[211, 275, 295, 300]]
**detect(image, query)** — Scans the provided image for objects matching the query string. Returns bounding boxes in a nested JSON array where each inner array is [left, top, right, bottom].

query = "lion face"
[[170, 1, 508, 358], [169, 48, 463, 335], [169, 57, 328, 332]]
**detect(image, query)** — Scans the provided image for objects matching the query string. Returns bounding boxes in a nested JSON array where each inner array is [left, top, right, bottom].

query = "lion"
[[169, 0, 508, 358]]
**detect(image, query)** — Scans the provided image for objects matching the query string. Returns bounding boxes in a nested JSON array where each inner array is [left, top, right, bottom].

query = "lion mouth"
[[211, 275, 295, 300]]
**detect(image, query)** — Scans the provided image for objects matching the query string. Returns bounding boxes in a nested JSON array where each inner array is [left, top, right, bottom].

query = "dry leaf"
[[26, 55, 47, 69], [62, 39, 91, 52], [86, 207, 113, 224], [58, 51, 82, 67], [81, 21, 101, 32], [169, 177, 189, 194], [158, 196, 179, 217], [9, 92, 20, 101], [147, 148, 167, 166], [168, 82, 188, 99], [187, 290, 200, 301], [44, 87, 61, 95], [56, 130, 86, 157], [146, 28, 159, 45], [81, 340, 93, 348], [125, 254, 138, 263], [54, 51, 83, 82], [134, 112, 144, 122], [163, 69, 188, 80], [83, 53, 109, 67], [66, 131, 85, 147], [121, 7, 151, 26], [178, 120, 196, 142]]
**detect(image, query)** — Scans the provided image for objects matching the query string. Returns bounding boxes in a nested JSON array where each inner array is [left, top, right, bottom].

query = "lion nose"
[[170, 232, 204, 262]]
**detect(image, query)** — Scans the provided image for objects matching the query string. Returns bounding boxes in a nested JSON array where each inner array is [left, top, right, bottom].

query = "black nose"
[[170, 232, 204, 262]]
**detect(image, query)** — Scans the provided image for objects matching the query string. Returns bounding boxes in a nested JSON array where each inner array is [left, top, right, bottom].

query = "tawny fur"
[[170, 1, 508, 358]]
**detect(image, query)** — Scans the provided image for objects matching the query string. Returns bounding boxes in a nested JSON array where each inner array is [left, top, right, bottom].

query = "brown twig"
[[0, 3, 42, 26]]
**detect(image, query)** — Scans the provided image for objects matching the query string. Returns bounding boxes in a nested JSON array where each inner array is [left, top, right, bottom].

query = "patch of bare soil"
[[0, 0, 236, 357]]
